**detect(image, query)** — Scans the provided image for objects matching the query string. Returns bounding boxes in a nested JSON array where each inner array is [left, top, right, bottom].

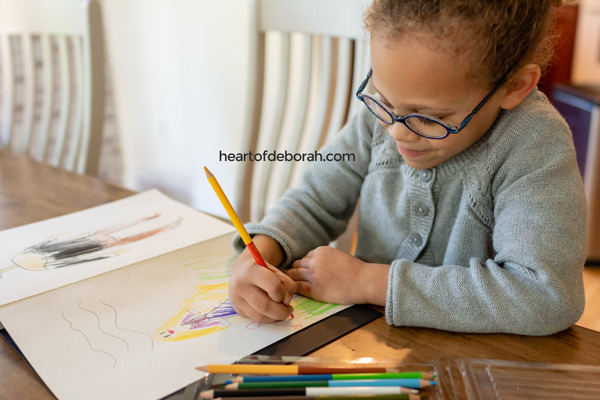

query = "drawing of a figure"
[[0, 213, 182, 277], [154, 282, 245, 342], [154, 281, 340, 342], [153, 242, 342, 343]]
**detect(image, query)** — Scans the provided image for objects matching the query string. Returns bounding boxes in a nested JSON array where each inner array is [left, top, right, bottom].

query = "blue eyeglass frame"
[[355, 69, 507, 139]]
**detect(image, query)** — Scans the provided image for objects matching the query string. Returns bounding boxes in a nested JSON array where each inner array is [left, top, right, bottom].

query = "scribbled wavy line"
[[61, 311, 117, 369], [78, 301, 131, 354], [99, 299, 154, 350]]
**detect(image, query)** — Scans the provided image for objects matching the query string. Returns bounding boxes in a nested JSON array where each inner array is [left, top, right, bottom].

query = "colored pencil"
[[196, 364, 401, 375], [213, 395, 421, 400], [225, 378, 435, 390], [204, 166, 292, 318], [200, 386, 418, 399], [228, 371, 435, 383], [204, 167, 268, 268]]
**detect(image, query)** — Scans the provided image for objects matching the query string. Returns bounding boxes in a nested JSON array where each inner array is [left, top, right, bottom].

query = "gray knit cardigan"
[[235, 89, 587, 335]]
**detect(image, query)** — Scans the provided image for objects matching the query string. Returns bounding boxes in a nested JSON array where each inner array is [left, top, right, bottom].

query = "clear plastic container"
[[458, 358, 600, 399]]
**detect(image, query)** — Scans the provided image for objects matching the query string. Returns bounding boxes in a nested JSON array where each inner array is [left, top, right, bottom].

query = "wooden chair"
[[237, 0, 371, 252], [0, 0, 105, 175]]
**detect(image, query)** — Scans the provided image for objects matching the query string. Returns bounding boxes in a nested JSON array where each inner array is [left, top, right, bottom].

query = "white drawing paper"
[[0, 189, 236, 306], [0, 233, 350, 400]]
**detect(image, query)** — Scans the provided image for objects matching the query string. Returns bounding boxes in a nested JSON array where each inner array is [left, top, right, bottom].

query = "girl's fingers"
[[258, 267, 289, 302], [230, 255, 295, 322], [294, 280, 313, 298], [280, 275, 297, 306], [285, 266, 312, 283], [234, 286, 293, 322], [243, 268, 295, 319], [292, 256, 312, 270]]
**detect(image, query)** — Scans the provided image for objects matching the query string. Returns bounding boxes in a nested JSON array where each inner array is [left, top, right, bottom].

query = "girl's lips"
[[397, 144, 428, 158]]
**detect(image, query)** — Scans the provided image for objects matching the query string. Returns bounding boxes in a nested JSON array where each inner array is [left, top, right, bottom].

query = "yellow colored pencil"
[[204, 167, 293, 317], [204, 167, 268, 268]]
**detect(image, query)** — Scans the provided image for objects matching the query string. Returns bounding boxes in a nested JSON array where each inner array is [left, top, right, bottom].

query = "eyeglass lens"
[[361, 95, 449, 138]]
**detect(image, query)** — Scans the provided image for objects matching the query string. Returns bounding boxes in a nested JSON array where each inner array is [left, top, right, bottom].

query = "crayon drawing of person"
[[154, 280, 344, 342], [154, 282, 246, 342], [0, 213, 182, 277]]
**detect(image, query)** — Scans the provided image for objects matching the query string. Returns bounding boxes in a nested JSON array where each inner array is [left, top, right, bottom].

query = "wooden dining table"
[[1, 149, 600, 400]]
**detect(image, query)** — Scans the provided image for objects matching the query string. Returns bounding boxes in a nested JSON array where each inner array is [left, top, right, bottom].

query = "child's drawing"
[[154, 246, 340, 342], [155, 282, 245, 341], [155, 281, 342, 342], [0, 213, 181, 277]]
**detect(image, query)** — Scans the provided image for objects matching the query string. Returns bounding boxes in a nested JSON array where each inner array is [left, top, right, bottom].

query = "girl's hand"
[[229, 244, 296, 323], [286, 246, 389, 305]]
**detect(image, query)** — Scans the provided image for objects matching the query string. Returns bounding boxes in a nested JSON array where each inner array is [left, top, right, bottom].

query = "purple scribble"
[[180, 300, 238, 330]]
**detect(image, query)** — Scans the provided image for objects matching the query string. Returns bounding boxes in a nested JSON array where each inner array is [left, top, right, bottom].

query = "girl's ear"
[[499, 64, 541, 110]]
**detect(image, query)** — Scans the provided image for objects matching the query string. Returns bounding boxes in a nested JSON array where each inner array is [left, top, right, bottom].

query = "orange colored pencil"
[[204, 167, 293, 317]]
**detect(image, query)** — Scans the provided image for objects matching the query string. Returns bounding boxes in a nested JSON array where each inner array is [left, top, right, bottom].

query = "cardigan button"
[[409, 233, 422, 246], [419, 169, 432, 182], [414, 203, 429, 216]]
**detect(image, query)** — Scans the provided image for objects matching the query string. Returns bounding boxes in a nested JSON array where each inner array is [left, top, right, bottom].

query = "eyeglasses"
[[355, 69, 507, 139]]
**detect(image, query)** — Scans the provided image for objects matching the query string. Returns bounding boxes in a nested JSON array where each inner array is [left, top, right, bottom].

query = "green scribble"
[[292, 295, 338, 317]]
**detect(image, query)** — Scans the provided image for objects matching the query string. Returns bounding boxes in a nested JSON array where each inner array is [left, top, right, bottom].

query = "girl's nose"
[[386, 121, 419, 142]]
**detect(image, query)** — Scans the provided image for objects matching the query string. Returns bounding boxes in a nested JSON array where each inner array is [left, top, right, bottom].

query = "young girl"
[[228, 0, 587, 335]]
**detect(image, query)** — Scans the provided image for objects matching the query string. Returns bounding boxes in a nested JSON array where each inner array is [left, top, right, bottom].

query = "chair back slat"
[[79, 0, 105, 176], [65, 35, 85, 171], [19, 35, 36, 155], [37, 34, 54, 162], [51, 36, 72, 168], [348, 39, 371, 122], [324, 38, 354, 144]]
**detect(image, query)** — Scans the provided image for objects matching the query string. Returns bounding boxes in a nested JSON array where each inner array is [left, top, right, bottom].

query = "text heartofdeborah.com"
[[219, 150, 356, 163]]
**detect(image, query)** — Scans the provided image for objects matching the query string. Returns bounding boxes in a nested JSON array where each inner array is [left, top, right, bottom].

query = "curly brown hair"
[[364, 0, 563, 87]]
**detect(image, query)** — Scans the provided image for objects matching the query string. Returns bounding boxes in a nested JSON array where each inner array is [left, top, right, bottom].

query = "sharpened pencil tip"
[[204, 166, 213, 179]]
